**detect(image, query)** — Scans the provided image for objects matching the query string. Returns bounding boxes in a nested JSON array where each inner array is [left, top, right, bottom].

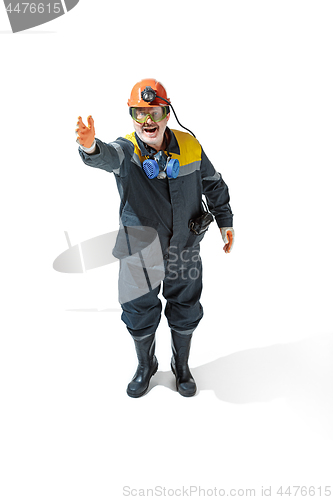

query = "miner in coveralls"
[[76, 79, 234, 398]]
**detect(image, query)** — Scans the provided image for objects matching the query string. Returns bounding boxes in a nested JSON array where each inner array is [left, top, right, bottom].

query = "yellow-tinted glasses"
[[130, 106, 168, 123]]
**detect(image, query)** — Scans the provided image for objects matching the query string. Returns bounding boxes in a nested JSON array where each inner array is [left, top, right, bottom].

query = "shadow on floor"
[[149, 334, 333, 430]]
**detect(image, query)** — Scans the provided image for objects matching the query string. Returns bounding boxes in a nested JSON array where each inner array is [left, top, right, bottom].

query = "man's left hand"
[[220, 227, 235, 253]]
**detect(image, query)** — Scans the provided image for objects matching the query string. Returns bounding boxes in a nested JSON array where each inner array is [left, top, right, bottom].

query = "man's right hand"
[[75, 115, 95, 148]]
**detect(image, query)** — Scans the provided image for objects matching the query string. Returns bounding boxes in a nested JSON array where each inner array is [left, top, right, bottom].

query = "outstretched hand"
[[75, 115, 95, 148]]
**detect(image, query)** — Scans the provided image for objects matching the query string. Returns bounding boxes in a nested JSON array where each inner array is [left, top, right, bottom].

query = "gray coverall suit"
[[79, 127, 233, 338]]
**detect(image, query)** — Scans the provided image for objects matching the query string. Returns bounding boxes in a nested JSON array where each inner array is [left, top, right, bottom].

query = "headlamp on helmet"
[[141, 86, 157, 103]]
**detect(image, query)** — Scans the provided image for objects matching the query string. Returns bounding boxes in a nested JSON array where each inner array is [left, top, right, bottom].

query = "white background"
[[1, 1, 333, 499]]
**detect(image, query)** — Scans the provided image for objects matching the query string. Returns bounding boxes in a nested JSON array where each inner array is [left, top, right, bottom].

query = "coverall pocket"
[[184, 230, 206, 248], [121, 210, 160, 231]]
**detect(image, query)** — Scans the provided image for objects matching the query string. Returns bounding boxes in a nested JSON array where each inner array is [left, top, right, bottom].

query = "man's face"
[[132, 107, 170, 150]]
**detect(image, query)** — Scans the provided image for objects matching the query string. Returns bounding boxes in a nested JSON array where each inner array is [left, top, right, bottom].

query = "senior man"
[[76, 78, 234, 398]]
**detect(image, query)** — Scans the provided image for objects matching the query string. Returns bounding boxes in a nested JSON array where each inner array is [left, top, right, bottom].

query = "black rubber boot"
[[127, 333, 158, 398], [171, 330, 197, 397]]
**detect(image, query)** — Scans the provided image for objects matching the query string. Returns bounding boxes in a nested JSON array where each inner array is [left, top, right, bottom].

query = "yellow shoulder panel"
[[124, 131, 136, 145], [170, 129, 202, 166], [124, 132, 146, 163], [124, 129, 202, 167]]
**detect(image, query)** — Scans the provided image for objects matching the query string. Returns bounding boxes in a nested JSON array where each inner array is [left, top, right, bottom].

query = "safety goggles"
[[130, 106, 169, 123]]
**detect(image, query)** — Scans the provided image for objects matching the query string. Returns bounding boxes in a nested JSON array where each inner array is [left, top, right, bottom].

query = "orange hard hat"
[[127, 78, 170, 107]]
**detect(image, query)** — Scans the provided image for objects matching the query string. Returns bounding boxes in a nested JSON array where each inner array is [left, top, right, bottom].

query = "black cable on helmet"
[[140, 86, 196, 138], [159, 96, 196, 138]]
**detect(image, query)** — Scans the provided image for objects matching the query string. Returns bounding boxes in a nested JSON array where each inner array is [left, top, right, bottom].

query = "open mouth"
[[143, 126, 158, 135]]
